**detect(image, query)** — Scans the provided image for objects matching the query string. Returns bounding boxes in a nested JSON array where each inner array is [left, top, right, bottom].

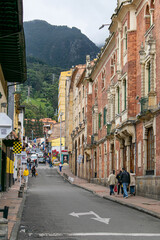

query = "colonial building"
[[66, 0, 160, 200], [58, 70, 72, 122], [0, 0, 27, 191]]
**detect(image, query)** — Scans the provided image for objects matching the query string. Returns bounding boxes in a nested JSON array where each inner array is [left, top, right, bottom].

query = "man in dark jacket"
[[121, 168, 130, 198], [116, 170, 123, 195]]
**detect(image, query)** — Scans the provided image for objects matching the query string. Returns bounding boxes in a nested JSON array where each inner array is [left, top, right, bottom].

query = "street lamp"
[[60, 112, 64, 163], [99, 24, 110, 30]]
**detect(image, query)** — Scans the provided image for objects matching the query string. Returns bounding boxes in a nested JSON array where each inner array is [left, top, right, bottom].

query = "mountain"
[[24, 20, 100, 69]]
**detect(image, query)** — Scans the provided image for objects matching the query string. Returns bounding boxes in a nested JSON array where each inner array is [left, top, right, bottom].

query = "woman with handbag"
[[108, 170, 117, 195]]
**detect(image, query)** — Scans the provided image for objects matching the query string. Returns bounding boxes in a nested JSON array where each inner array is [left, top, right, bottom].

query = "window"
[[148, 61, 151, 92], [83, 85, 85, 98], [79, 91, 81, 103], [122, 79, 127, 111], [117, 86, 120, 114], [147, 127, 154, 175], [123, 25, 127, 52], [103, 107, 107, 125], [145, 61, 151, 95], [82, 107, 84, 120], [98, 113, 102, 129], [79, 112, 81, 124], [111, 55, 116, 77], [145, 5, 151, 32], [150, 0, 155, 25], [95, 82, 98, 98], [101, 69, 105, 89]]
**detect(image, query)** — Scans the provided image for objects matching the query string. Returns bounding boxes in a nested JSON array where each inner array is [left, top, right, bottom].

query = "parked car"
[[38, 157, 45, 163], [31, 154, 37, 162], [53, 159, 60, 166], [37, 152, 43, 158]]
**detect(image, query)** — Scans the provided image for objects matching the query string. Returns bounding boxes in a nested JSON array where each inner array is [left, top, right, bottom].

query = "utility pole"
[[31, 129, 33, 141], [60, 112, 63, 163]]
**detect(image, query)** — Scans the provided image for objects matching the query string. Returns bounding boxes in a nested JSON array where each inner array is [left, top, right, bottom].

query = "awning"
[[0, 0, 27, 83]]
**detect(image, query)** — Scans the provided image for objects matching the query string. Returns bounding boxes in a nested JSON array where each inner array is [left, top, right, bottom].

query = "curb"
[[9, 189, 27, 240], [59, 170, 160, 220]]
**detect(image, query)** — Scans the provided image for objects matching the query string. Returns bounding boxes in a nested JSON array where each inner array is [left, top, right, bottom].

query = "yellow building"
[[58, 70, 72, 122]]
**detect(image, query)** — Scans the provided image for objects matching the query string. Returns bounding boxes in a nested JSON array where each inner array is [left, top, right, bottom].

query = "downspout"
[[134, 122, 137, 174]]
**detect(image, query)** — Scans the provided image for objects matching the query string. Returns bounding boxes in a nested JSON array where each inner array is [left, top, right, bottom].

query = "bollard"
[[20, 185, 24, 191], [0, 218, 8, 240], [18, 190, 23, 198]]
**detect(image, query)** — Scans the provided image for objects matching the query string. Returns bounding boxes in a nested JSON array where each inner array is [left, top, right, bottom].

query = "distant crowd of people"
[[23, 158, 38, 183], [108, 168, 136, 198]]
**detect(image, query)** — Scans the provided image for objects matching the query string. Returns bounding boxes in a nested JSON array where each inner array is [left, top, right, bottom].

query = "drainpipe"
[[134, 123, 137, 174]]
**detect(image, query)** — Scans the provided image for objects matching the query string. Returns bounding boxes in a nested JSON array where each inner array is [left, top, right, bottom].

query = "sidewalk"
[[58, 165, 160, 219], [0, 180, 25, 240]]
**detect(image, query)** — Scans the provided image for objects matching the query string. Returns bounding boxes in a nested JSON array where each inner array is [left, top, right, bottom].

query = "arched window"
[[150, 0, 155, 25], [145, 5, 151, 32]]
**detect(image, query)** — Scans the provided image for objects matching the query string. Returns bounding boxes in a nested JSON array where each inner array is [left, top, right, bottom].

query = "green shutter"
[[148, 62, 151, 92], [103, 108, 107, 125], [124, 80, 127, 110], [99, 113, 102, 129], [118, 87, 120, 114]]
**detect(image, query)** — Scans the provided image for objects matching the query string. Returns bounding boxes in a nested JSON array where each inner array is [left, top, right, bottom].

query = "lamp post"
[[99, 24, 110, 30], [60, 112, 64, 163]]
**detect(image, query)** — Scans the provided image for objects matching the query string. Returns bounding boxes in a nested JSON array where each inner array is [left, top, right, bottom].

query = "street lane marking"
[[27, 232, 160, 237], [69, 211, 110, 224]]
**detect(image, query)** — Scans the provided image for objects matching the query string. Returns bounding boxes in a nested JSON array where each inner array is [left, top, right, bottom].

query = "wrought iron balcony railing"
[[107, 123, 112, 135], [140, 97, 148, 114]]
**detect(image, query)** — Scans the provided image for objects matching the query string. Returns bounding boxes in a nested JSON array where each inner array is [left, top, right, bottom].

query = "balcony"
[[107, 124, 112, 135], [140, 97, 148, 114], [91, 135, 97, 145]]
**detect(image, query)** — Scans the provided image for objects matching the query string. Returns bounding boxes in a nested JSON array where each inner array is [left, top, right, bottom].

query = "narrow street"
[[17, 166, 160, 240]]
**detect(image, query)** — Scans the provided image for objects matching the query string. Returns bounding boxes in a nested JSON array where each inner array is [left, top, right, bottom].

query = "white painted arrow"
[[69, 211, 110, 224]]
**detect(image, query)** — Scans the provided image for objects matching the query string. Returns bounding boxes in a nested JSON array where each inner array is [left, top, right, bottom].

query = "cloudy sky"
[[23, 0, 117, 46]]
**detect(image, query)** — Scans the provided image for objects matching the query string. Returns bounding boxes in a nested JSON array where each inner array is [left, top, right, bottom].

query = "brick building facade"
[[66, 0, 160, 200]]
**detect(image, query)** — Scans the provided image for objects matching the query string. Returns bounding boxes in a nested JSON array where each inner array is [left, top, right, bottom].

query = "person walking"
[[116, 170, 123, 195], [23, 167, 29, 183], [108, 170, 117, 196], [31, 165, 36, 177], [121, 168, 130, 198], [130, 170, 136, 196], [59, 162, 63, 172]]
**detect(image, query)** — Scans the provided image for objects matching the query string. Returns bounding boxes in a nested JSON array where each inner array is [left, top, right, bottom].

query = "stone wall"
[[136, 176, 160, 200]]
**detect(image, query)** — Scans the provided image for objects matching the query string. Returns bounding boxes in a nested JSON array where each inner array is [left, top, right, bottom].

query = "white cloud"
[[23, 0, 117, 45]]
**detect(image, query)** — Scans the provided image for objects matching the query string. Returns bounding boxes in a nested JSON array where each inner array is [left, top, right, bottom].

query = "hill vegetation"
[[21, 56, 63, 120], [22, 20, 100, 120], [24, 20, 100, 68]]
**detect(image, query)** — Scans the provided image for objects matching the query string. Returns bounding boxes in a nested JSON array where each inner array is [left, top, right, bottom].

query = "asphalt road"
[[17, 165, 160, 240]]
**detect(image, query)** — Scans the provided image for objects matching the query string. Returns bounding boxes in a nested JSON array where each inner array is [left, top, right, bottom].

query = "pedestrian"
[[23, 167, 29, 183], [29, 161, 32, 170], [27, 158, 30, 169], [116, 170, 123, 195], [108, 170, 117, 196], [59, 162, 63, 172], [121, 168, 130, 199], [130, 170, 136, 196], [31, 165, 36, 177]]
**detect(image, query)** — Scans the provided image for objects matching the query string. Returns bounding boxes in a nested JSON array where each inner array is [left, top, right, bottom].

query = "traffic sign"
[[0, 113, 12, 139]]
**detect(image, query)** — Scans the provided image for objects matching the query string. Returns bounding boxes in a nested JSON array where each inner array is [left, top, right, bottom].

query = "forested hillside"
[[24, 20, 100, 68], [21, 56, 63, 120], [22, 20, 100, 120]]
